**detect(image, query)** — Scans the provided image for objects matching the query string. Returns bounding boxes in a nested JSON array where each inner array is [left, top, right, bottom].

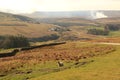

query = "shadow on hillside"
[[0, 49, 19, 58], [0, 42, 66, 58]]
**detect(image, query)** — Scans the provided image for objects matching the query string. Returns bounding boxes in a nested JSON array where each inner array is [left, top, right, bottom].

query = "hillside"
[[102, 10, 120, 18], [95, 18, 120, 37], [0, 12, 103, 41], [32, 44, 120, 80], [0, 22, 57, 38], [0, 11, 120, 80], [36, 17, 120, 40], [0, 41, 119, 80], [96, 17, 120, 24], [0, 12, 35, 22], [23, 10, 120, 19], [0, 12, 58, 38], [0, 12, 119, 41]]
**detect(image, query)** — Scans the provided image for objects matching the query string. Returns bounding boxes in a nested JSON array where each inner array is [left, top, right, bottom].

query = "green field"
[[109, 30, 120, 37]]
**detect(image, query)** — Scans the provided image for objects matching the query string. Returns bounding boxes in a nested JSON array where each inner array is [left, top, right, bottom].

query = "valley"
[[0, 11, 119, 80]]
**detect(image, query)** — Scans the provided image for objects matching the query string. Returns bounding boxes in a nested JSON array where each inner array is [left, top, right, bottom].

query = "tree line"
[[0, 35, 29, 49], [87, 24, 120, 36]]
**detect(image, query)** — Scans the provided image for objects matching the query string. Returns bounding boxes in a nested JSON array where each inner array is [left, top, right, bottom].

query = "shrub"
[[105, 24, 120, 31], [87, 29, 109, 35]]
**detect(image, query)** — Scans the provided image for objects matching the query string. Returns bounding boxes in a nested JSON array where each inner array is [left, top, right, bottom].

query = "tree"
[[87, 29, 109, 35], [105, 24, 120, 31]]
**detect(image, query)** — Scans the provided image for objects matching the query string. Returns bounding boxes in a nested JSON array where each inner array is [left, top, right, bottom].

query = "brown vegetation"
[[0, 42, 115, 74], [91, 37, 120, 43], [0, 21, 57, 38]]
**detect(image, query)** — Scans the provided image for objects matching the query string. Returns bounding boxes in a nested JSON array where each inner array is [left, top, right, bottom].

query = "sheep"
[[57, 61, 64, 67]]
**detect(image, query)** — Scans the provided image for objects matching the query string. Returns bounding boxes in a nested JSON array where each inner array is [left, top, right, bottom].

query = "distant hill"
[[0, 11, 119, 41], [102, 11, 120, 18], [96, 17, 120, 24], [22, 11, 93, 19], [22, 10, 120, 19], [0, 12, 57, 38], [0, 12, 35, 22]]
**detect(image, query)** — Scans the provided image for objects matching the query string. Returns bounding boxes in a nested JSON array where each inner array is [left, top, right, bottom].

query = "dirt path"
[[96, 42, 120, 45]]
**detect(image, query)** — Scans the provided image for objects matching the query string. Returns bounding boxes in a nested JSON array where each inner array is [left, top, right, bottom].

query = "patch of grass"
[[0, 42, 116, 80], [109, 30, 120, 37], [31, 46, 120, 80], [0, 21, 56, 38], [0, 61, 75, 80], [85, 26, 104, 30], [0, 49, 14, 54]]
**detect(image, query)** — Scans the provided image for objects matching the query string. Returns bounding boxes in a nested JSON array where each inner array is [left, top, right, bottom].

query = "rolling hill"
[[23, 10, 120, 19], [0, 12, 34, 22], [0, 11, 119, 41], [0, 12, 101, 41], [0, 41, 119, 80], [95, 17, 120, 24], [0, 12, 57, 38], [0, 11, 120, 80]]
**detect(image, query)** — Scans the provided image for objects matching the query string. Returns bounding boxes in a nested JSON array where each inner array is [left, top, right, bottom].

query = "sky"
[[0, 0, 119, 13]]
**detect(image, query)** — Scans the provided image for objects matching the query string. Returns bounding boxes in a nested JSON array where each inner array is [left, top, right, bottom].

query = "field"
[[90, 37, 120, 43], [0, 21, 57, 38], [0, 12, 120, 41], [0, 17, 102, 41], [0, 12, 120, 80], [109, 30, 120, 37], [0, 41, 118, 80], [32, 45, 120, 80]]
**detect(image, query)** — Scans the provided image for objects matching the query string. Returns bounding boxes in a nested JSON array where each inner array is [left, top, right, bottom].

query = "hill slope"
[[0, 12, 119, 40], [0, 12, 34, 22], [96, 17, 120, 24], [0, 12, 101, 40], [31, 44, 120, 80], [23, 10, 120, 19], [0, 42, 119, 80], [0, 12, 58, 38]]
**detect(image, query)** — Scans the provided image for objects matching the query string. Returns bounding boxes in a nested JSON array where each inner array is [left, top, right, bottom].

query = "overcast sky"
[[0, 0, 119, 13]]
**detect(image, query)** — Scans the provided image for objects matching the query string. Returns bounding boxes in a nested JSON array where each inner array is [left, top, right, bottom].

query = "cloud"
[[33, 0, 120, 11], [0, 0, 36, 13], [0, 0, 120, 13]]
